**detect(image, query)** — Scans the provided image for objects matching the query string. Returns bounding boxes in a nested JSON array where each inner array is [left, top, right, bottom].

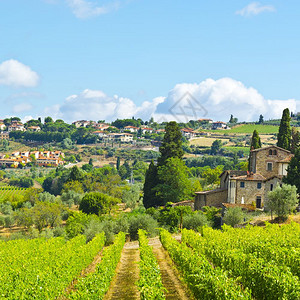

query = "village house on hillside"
[[0, 150, 65, 168], [7, 121, 26, 132], [211, 121, 230, 130], [195, 146, 293, 210]]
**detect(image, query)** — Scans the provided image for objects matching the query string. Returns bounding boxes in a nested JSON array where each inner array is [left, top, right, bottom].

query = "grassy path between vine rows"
[[148, 236, 192, 300], [104, 241, 140, 300], [60, 247, 105, 299]]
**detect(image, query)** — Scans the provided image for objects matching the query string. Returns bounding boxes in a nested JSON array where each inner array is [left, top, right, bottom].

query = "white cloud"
[[236, 2, 275, 17], [12, 102, 33, 114], [46, 89, 162, 122], [66, 0, 121, 19], [0, 60, 39, 88], [153, 78, 297, 122], [45, 78, 298, 124], [22, 116, 35, 123]]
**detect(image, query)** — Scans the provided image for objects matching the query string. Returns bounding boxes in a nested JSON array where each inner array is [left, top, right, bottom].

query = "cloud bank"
[[0, 59, 39, 88], [236, 2, 275, 17], [66, 0, 121, 19], [45, 78, 298, 123], [154, 78, 297, 122], [48, 89, 163, 121]]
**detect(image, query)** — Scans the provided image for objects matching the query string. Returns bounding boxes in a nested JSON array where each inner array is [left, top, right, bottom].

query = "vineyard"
[[0, 223, 299, 299], [0, 185, 27, 202]]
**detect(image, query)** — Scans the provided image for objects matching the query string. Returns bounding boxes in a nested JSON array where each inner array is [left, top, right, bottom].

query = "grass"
[[190, 137, 230, 147], [223, 146, 250, 155], [206, 124, 279, 134]]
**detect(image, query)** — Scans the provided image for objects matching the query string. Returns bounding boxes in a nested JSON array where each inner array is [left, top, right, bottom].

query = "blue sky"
[[0, 0, 299, 122]]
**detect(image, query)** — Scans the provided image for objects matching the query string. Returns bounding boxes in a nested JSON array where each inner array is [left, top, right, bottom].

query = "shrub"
[[128, 214, 158, 240], [40, 228, 54, 239], [0, 215, 5, 227], [79, 192, 119, 215], [66, 211, 90, 238], [182, 212, 210, 231], [53, 226, 66, 237], [4, 215, 14, 228], [0, 203, 13, 215], [223, 207, 244, 227], [266, 184, 298, 219]]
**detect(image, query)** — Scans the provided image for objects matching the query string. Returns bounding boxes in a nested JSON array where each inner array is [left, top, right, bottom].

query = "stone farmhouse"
[[195, 146, 293, 210]]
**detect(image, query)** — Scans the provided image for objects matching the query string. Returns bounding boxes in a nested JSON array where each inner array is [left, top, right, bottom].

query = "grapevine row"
[[159, 229, 252, 300], [137, 229, 166, 300], [182, 228, 300, 300], [0, 233, 105, 299], [68, 231, 125, 300]]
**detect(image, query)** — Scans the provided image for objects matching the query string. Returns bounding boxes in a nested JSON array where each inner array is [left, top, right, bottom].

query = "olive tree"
[[266, 184, 298, 220]]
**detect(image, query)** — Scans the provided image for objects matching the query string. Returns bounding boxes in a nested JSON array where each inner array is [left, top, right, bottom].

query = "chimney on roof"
[[247, 171, 253, 178]]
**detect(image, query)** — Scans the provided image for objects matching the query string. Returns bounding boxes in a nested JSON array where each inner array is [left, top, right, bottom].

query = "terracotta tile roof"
[[219, 170, 248, 178], [277, 155, 293, 163], [124, 126, 139, 129], [195, 188, 227, 195], [251, 145, 291, 153], [233, 173, 266, 181], [142, 127, 153, 130]]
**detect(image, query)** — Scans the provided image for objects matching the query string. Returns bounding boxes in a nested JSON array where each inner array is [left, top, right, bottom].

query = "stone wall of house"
[[195, 189, 227, 210], [254, 148, 289, 178], [264, 177, 281, 202], [235, 180, 265, 207]]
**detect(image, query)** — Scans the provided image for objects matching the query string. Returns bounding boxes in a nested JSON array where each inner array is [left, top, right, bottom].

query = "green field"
[[0, 186, 27, 202], [223, 146, 250, 155], [207, 124, 279, 134]]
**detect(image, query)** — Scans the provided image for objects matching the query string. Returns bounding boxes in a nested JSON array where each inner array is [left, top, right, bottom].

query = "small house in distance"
[[195, 146, 293, 210], [211, 121, 230, 130]]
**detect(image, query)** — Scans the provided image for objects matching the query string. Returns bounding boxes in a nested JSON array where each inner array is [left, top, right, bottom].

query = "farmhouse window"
[[257, 182, 262, 189], [267, 162, 273, 171], [240, 182, 245, 188], [270, 184, 273, 191], [256, 196, 262, 209]]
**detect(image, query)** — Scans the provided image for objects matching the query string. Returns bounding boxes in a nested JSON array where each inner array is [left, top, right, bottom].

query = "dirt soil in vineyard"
[[104, 241, 140, 300], [60, 248, 105, 299], [148, 236, 192, 300]]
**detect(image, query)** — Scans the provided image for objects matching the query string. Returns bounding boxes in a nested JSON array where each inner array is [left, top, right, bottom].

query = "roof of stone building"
[[265, 175, 282, 181], [233, 173, 266, 181], [219, 170, 248, 178], [277, 154, 294, 163], [251, 145, 291, 153], [195, 188, 227, 195]]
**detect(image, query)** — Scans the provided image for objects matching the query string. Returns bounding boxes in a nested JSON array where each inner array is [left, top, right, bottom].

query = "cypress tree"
[[143, 160, 159, 208], [277, 108, 291, 150], [250, 130, 262, 149], [283, 149, 300, 194], [248, 130, 261, 171], [290, 127, 300, 154], [258, 114, 264, 124], [116, 157, 120, 170], [158, 121, 184, 166]]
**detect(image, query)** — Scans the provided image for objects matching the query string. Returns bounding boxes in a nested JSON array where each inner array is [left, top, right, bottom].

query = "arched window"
[[269, 149, 273, 155], [273, 150, 277, 155]]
